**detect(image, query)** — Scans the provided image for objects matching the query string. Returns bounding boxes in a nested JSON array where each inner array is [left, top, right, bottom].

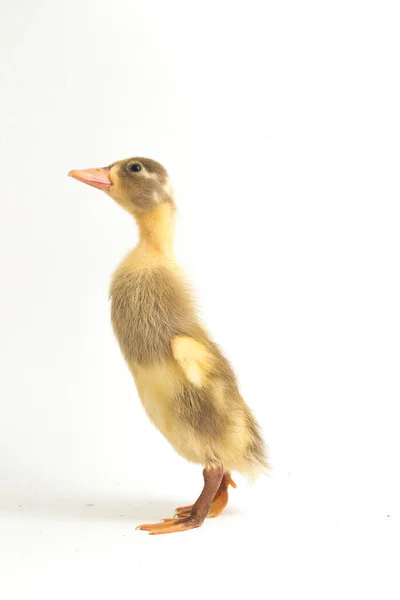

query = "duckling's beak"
[[68, 167, 112, 191]]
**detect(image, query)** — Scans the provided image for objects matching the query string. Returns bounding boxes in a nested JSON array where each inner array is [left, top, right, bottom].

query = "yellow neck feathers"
[[135, 203, 176, 255]]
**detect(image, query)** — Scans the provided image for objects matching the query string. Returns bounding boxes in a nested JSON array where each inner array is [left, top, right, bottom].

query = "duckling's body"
[[69, 157, 267, 534]]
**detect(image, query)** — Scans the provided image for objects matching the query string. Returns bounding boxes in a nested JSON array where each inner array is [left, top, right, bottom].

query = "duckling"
[[68, 157, 268, 534]]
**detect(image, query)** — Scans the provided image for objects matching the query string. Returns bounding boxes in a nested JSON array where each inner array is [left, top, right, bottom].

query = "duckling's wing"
[[171, 335, 215, 387]]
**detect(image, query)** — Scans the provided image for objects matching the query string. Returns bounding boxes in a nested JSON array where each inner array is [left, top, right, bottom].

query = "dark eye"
[[128, 163, 142, 173]]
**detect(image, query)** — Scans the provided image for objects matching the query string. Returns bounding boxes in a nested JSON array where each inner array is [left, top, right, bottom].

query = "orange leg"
[[174, 472, 236, 519], [136, 468, 224, 535]]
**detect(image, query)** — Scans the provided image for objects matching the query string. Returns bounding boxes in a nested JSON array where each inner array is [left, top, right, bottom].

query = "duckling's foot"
[[175, 472, 236, 519], [136, 515, 203, 535], [136, 467, 224, 535]]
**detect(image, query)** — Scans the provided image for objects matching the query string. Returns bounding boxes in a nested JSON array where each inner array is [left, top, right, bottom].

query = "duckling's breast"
[[110, 265, 195, 365], [130, 359, 183, 439]]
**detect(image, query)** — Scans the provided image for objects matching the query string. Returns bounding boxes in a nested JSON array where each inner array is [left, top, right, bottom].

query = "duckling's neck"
[[135, 203, 175, 256]]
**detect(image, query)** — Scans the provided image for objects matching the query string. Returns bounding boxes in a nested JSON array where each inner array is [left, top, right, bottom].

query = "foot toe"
[[137, 516, 202, 535]]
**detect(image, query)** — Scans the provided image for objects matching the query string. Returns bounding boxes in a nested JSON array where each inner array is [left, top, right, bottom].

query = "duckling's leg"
[[175, 472, 236, 519], [136, 468, 223, 535], [209, 472, 237, 517]]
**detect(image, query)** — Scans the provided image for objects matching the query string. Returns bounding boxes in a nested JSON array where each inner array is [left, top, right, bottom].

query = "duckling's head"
[[68, 157, 174, 215]]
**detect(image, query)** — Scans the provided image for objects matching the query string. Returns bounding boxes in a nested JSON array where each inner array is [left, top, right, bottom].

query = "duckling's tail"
[[241, 409, 270, 481]]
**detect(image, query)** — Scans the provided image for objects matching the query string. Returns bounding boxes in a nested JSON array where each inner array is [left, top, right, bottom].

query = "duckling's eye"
[[128, 163, 142, 173]]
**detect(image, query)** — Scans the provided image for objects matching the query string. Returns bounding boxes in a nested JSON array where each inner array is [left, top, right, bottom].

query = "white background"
[[1, 0, 399, 598]]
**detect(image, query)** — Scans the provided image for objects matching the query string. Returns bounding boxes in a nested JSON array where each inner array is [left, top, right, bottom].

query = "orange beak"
[[68, 167, 112, 191]]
